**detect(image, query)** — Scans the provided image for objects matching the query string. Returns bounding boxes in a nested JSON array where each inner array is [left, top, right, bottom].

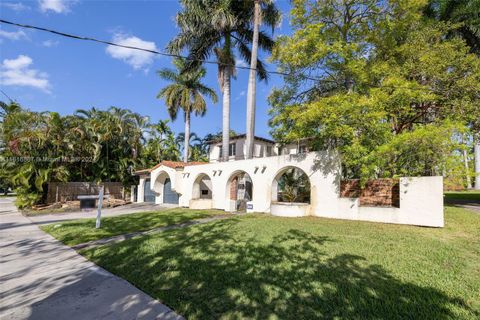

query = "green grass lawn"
[[41, 208, 224, 246], [445, 191, 480, 201], [78, 206, 480, 319]]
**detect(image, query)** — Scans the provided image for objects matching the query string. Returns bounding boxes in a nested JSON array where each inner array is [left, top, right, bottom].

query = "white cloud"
[[0, 55, 51, 92], [106, 33, 158, 70], [39, 0, 75, 13], [0, 29, 28, 41], [235, 90, 246, 101], [1, 2, 30, 11], [42, 39, 59, 47], [236, 60, 248, 68]]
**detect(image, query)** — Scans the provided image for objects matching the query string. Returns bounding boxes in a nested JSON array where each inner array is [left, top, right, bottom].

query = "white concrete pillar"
[[130, 185, 135, 202], [137, 178, 146, 203]]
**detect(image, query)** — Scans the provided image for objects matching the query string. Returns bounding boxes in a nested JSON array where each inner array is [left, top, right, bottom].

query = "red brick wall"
[[340, 179, 400, 208], [230, 177, 238, 200]]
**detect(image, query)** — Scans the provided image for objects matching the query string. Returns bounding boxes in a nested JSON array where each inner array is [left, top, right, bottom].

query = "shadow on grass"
[[42, 209, 221, 246], [84, 217, 476, 319]]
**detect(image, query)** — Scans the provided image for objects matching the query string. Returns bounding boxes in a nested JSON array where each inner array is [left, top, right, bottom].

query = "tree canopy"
[[0, 102, 214, 208], [269, 0, 480, 183]]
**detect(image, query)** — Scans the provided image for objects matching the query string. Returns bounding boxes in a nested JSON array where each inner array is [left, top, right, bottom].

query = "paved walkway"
[[26, 202, 174, 225], [0, 197, 183, 320]]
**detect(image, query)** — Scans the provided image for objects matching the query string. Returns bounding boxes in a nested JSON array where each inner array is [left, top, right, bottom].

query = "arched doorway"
[[163, 178, 179, 204], [144, 179, 155, 203], [152, 171, 179, 205], [226, 171, 253, 212], [192, 174, 212, 200]]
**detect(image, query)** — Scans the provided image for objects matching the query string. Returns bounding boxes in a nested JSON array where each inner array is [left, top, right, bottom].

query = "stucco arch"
[[192, 173, 213, 200], [152, 170, 170, 193], [271, 166, 312, 203], [224, 170, 254, 212], [151, 170, 179, 204]]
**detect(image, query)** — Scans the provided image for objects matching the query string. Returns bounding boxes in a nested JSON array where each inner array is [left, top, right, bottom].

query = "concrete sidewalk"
[[0, 198, 183, 320]]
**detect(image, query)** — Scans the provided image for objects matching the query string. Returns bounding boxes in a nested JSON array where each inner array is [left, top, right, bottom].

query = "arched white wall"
[[137, 152, 444, 227], [150, 167, 178, 205], [152, 152, 340, 214]]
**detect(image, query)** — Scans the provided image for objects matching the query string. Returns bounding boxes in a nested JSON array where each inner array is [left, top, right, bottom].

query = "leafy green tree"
[[0, 100, 187, 207], [425, 0, 480, 189], [74, 106, 148, 184], [269, 0, 480, 183], [1, 104, 70, 207], [425, 0, 480, 55], [157, 58, 217, 162], [142, 119, 173, 165]]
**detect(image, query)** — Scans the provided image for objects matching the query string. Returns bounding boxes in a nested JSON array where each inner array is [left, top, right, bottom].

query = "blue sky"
[[0, 0, 293, 139]]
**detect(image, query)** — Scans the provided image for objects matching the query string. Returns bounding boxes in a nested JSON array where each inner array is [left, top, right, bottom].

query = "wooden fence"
[[46, 182, 126, 204]]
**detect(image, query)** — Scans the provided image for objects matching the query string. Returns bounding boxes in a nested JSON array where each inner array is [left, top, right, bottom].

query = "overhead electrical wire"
[[0, 18, 429, 91]]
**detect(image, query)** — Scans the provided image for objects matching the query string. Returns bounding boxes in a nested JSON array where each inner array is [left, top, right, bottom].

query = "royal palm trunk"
[[222, 75, 231, 161], [184, 111, 190, 163], [245, 0, 261, 159]]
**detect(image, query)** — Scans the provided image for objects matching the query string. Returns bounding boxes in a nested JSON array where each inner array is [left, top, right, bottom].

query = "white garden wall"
[[137, 152, 444, 227]]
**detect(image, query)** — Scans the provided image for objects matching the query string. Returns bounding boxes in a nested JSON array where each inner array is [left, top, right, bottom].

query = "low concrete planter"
[[271, 202, 311, 217], [189, 199, 213, 210]]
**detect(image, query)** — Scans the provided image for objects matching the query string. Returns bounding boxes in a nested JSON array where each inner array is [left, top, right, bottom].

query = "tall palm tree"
[[157, 58, 218, 162], [146, 119, 173, 162], [168, 0, 275, 161], [245, 0, 280, 159]]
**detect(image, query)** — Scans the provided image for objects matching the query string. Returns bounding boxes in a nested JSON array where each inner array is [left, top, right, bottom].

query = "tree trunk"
[[184, 111, 190, 163], [463, 147, 472, 189], [222, 75, 231, 161], [475, 139, 480, 190], [462, 133, 472, 189], [245, 0, 261, 159]]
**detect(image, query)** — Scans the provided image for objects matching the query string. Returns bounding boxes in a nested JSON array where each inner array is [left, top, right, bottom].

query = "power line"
[[0, 18, 297, 77], [0, 89, 13, 103], [0, 18, 430, 91]]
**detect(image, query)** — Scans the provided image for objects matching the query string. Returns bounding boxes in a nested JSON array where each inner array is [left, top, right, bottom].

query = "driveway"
[[444, 198, 480, 213], [27, 202, 174, 225], [0, 197, 183, 320]]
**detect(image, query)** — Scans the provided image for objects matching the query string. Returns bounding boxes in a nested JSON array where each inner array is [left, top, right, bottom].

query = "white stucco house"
[[134, 135, 444, 227]]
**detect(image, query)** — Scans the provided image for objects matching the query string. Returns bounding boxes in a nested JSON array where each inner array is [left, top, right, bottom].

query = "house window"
[[299, 145, 307, 154], [229, 143, 236, 156], [266, 146, 272, 157]]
